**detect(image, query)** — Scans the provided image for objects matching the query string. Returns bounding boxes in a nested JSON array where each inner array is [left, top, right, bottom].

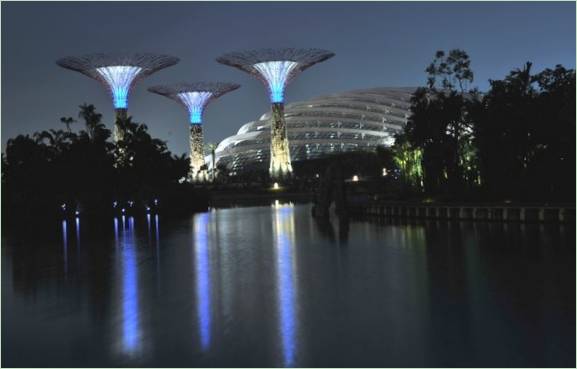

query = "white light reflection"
[[75, 217, 80, 247], [154, 214, 160, 261], [154, 214, 161, 291], [114, 217, 119, 241], [146, 214, 151, 239], [193, 213, 212, 351], [272, 202, 298, 366], [61, 220, 68, 275]]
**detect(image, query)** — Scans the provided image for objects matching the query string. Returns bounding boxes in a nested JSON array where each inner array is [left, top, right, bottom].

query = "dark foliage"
[[471, 63, 575, 202], [2, 104, 196, 221], [402, 49, 574, 202]]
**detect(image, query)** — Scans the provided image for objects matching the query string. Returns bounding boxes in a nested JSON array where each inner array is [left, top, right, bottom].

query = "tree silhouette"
[[472, 62, 575, 201], [60, 117, 76, 132], [2, 104, 191, 220], [401, 50, 574, 201]]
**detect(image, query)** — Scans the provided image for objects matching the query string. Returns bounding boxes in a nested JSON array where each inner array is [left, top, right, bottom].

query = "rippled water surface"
[[2, 203, 575, 367]]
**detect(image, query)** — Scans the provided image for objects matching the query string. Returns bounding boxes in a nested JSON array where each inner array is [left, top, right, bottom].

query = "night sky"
[[2, 1, 575, 156]]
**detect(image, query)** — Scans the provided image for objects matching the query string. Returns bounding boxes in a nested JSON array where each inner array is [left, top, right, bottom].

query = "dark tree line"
[[398, 50, 575, 202], [2, 104, 192, 220]]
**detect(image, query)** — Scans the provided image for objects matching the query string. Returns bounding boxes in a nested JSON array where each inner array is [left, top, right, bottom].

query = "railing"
[[348, 202, 575, 223]]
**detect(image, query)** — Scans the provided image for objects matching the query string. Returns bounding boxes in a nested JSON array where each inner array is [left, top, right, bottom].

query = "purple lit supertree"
[[148, 82, 240, 181], [216, 48, 334, 180], [56, 52, 179, 141]]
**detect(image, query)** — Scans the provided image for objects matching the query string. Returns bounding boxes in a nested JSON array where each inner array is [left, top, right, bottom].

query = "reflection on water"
[[75, 217, 80, 246], [3, 204, 575, 367], [61, 220, 68, 276], [146, 214, 151, 238], [114, 216, 142, 357], [272, 202, 298, 366], [193, 213, 212, 352]]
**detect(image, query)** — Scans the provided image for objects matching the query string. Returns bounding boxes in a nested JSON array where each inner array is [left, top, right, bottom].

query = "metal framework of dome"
[[216, 48, 335, 86], [148, 82, 240, 117]]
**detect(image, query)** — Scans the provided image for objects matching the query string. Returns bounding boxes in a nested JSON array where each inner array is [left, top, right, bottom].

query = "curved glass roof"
[[213, 87, 416, 172]]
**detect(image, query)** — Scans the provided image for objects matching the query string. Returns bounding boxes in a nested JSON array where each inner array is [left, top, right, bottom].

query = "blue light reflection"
[[114, 216, 141, 356], [272, 203, 298, 366], [193, 213, 211, 351]]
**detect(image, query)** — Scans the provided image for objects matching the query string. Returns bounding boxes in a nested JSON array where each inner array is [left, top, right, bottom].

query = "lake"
[[2, 202, 575, 367]]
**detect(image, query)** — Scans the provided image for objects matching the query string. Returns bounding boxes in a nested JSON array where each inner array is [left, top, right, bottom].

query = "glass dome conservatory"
[[213, 87, 416, 173]]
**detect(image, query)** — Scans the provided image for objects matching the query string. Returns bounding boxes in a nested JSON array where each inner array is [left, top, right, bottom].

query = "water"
[[2, 203, 575, 367]]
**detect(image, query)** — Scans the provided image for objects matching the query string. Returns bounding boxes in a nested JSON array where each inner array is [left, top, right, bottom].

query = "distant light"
[[95, 66, 143, 108], [146, 206, 150, 212], [178, 177, 186, 184], [315, 173, 319, 178], [273, 182, 280, 190], [154, 199, 158, 205], [61, 204, 67, 210], [75, 210, 80, 216], [352, 175, 359, 182], [253, 61, 299, 103], [122, 208, 126, 213], [128, 201, 134, 207], [382, 168, 388, 177], [177, 91, 213, 124], [113, 201, 118, 208]]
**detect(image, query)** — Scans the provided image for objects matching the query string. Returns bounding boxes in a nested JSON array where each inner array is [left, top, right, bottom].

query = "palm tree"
[[60, 117, 75, 132], [78, 104, 104, 141]]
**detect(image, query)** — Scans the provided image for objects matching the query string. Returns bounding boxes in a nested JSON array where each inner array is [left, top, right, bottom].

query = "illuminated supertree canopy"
[[216, 48, 335, 103], [56, 52, 179, 109], [148, 82, 240, 123]]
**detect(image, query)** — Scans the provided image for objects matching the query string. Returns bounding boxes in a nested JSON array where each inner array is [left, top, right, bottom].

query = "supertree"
[[56, 52, 179, 141], [148, 82, 240, 182], [216, 48, 335, 180]]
